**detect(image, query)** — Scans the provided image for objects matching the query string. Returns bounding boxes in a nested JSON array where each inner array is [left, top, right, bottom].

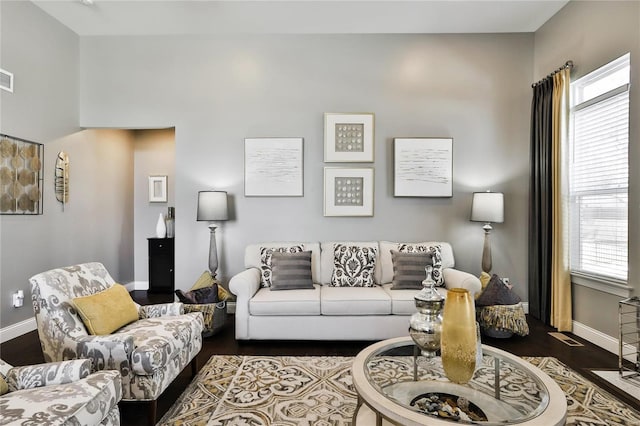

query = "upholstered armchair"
[[29, 262, 204, 425], [0, 358, 121, 425]]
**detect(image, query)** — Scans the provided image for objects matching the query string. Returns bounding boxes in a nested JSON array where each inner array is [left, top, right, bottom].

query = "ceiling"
[[31, 0, 569, 36]]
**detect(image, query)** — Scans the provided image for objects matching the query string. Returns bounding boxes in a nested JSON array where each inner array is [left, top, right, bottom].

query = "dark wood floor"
[[1, 290, 638, 425]]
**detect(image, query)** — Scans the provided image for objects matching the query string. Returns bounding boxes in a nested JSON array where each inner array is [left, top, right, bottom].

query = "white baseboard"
[[125, 281, 149, 291], [572, 320, 633, 360], [0, 317, 37, 343]]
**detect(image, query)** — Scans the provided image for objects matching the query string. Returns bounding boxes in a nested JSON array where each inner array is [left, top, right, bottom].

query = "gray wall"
[[0, 2, 135, 330], [534, 0, 640, 337], [133, 128, 176, 282], [78, 33, 534, 294]]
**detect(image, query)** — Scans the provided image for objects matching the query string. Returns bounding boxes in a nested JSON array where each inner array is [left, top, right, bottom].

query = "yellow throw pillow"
[[0, 376, 8, 395], [477, 272, 492, 299], [190, 271, 216, 290], [73, 284, 139, 335], [190, 271, 231, 301]]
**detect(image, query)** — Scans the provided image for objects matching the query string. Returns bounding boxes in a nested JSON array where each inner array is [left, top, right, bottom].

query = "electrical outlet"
[[12, 290, 24, 308]]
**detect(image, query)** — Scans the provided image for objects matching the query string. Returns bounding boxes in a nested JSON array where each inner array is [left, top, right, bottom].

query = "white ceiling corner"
[[30, 0, 570, 36]]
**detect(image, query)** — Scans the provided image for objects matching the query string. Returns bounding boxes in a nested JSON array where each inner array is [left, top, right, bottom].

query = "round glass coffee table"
[[352, 337, 567, 425]]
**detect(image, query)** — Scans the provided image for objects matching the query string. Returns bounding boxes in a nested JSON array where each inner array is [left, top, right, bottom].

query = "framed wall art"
[[394, 137, 453, 197], [0, 134, 44, 215], [324, 113, 374, 162], [245, 137, 304, 197], [148, 175, 168, 202], [324, 167, 374, 217]]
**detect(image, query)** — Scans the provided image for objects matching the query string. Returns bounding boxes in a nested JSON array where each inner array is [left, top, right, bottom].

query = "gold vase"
[[441, 288, 477, 384]]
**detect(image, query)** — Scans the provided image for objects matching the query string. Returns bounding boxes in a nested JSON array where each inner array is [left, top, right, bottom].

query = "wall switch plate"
[[12, 290, 24, 308]]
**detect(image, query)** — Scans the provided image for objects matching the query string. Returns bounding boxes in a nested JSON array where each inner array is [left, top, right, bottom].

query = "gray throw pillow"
[[270, 251, 314, 291], [476, 274, 522, 306], [391, 250, 434, 289], [259, 245, 304, 287]]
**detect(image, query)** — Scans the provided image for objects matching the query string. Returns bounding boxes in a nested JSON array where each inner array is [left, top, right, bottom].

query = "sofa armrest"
[[76, 334, 134, 371], [229, 268, 261, 340], [139, 302, 184, 318], [6, 359, 92, 391], [229, 268, 261, 300], [443, 268, 482, 297]]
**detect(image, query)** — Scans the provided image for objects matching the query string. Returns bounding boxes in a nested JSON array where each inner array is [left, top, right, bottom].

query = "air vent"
[[1, 69, 14, 93]]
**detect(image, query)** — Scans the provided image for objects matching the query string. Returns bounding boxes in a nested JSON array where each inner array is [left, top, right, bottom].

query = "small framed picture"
[[245, 137, 304, 197], [148, 175, 168, 202], [324, 167, 374, 217], [394, 137, 453, 197], [324, 113, 374, 162]]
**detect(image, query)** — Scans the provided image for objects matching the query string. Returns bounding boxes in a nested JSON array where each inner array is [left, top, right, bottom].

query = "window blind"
[[569, 89, 629, 280]]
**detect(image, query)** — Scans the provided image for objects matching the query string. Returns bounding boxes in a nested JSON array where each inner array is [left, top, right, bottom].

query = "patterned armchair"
[[0, 358, 121, 425], [29, 262, 204, 425]]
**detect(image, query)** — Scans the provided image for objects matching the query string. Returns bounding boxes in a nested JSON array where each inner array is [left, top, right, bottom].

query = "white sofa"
[[229, 241, 481, 341]]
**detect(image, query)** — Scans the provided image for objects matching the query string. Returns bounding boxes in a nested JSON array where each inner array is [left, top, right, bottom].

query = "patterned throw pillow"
[[260, 245, 304, 287], [391, 250, 434, 289], [330, 244, 377, 287], [398, 244, 444, 286], [270, 251, 314, 291]]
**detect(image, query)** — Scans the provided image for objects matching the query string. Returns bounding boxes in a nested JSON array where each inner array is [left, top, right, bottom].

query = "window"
[[569, 53, 630, 292]]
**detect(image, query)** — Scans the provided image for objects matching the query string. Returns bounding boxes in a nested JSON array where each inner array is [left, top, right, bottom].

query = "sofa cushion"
[[320, 242, 382, 284], [391, 250, 434, 289], [330, 244, 377, 287], [271, 251, 314, 290], [382, 283, 447, 315], [250, 285, 321, 315], [259, 245, 305, 287], [72, 284, 139, 335], [380, 241, 454, 285], [320, 286, 391, 315]]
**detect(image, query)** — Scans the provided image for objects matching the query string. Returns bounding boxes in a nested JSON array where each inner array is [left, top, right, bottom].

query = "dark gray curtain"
[[529, 79, 554, 324]]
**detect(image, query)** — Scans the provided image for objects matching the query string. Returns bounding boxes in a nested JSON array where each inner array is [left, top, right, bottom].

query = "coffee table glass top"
[[353, 337, 567, 426]]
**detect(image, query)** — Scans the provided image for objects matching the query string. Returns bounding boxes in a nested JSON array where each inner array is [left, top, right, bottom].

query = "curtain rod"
[[531, 60, 574, 88]]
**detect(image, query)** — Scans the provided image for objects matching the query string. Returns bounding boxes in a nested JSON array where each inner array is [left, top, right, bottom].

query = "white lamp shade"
[[197, 191, 229, 221], [471, 192, 504, 223]]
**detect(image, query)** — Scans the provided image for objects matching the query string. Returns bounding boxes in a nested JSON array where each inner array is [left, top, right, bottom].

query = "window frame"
[[568, 53, 631, 297]]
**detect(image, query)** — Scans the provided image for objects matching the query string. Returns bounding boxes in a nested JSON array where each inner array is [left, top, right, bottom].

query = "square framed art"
[[324, 167, 374, 217], [244, 137, 304, 197], [324, 113, 374, 162], [393, 137, 453, 197]]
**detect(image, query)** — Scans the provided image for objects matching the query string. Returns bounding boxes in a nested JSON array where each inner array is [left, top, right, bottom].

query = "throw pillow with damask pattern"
[[330, 244, 377, 287]]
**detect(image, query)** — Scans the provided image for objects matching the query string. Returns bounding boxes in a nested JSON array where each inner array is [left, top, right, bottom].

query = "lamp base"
[[481, 223, 493, 274], [208, 224, 218, 279]]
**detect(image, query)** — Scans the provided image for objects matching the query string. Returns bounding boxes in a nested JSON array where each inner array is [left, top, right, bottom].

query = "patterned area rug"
[[158, 355, 640, 425]]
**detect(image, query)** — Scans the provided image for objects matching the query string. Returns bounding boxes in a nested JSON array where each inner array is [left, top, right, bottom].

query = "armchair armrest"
[[6, 359, 92, 391], [443, 268, 482, 297], [76, 334, 135, 371], [139, 302, 184, 318]]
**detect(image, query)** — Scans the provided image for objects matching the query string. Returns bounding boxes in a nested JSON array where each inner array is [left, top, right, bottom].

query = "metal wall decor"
[[0, 134, 44, 215], [55, 151, 70, 210], [324, 113, 375, 162]]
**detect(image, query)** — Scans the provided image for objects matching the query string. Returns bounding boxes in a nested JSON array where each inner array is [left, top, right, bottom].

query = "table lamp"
[[197, 191, 229, 279], [471, 191, 504, 273]]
